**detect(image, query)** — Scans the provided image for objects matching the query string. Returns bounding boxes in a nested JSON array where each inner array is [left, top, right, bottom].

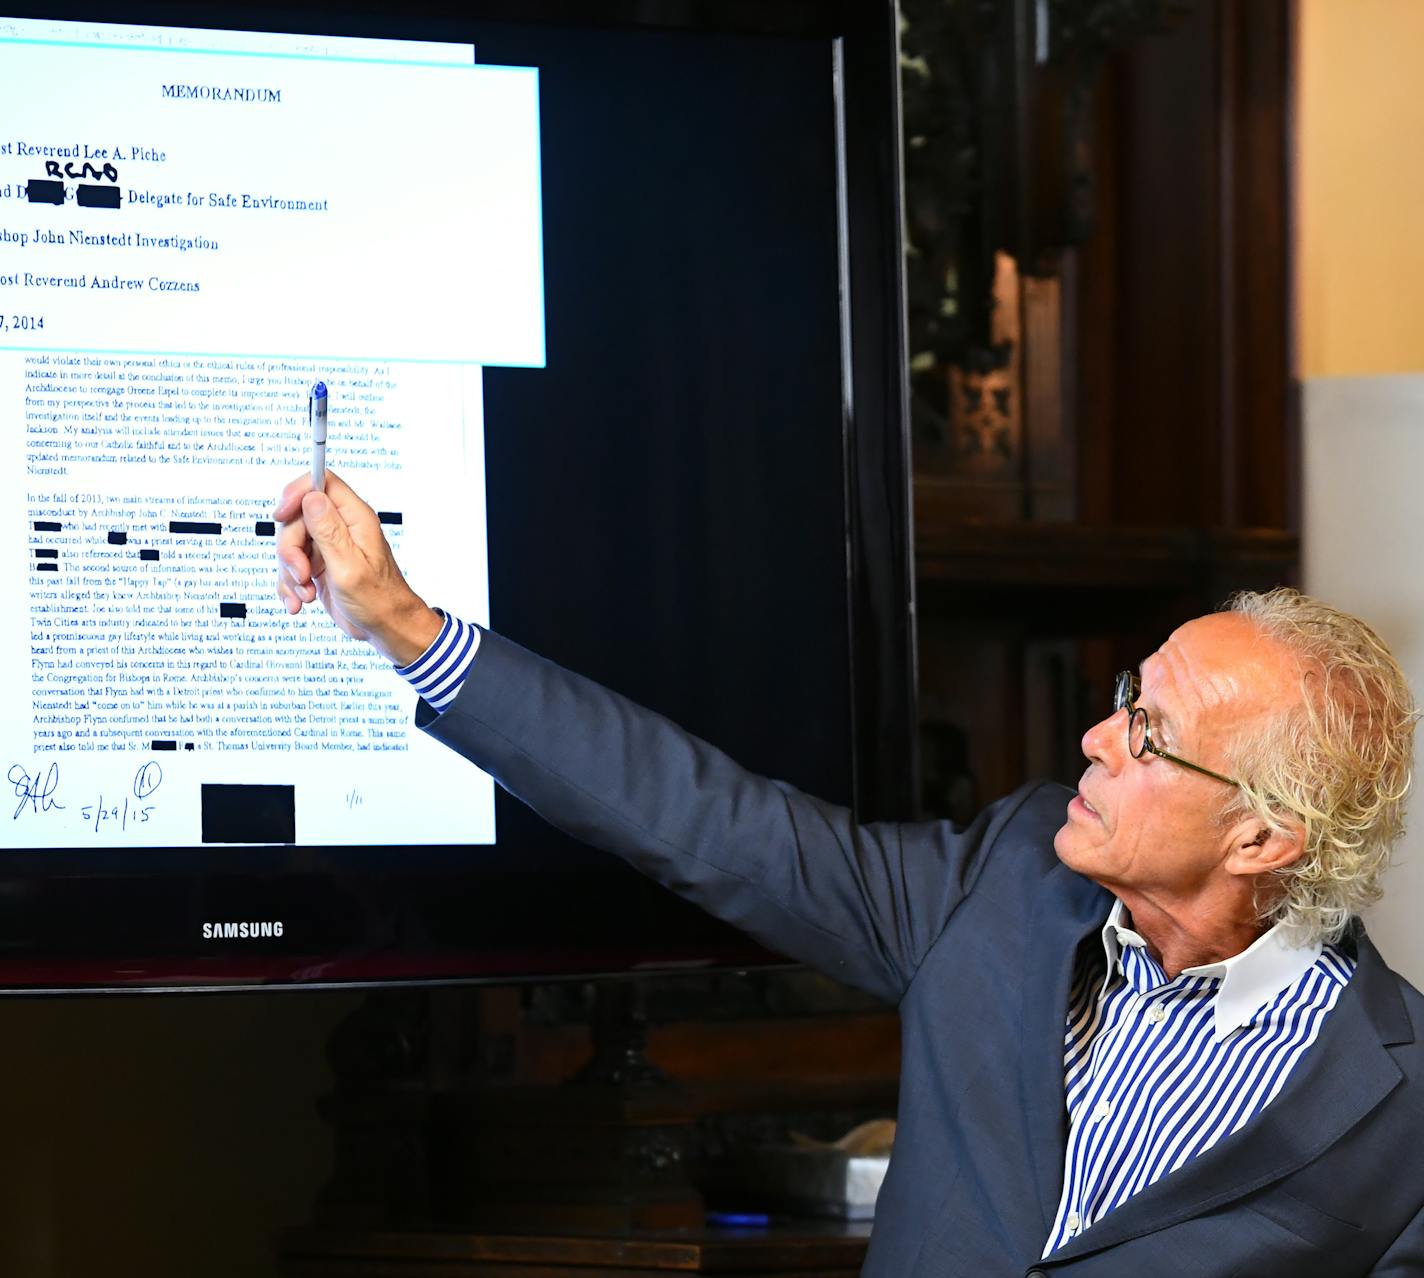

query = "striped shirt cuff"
[[395, 610, 480, 712]]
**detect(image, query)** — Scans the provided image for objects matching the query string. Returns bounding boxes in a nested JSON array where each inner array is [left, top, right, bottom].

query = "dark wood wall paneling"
[[1076, 0, 1293, 531], [917, 0, 1297, 817]]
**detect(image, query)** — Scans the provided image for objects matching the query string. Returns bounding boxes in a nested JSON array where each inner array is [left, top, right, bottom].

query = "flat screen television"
[[0, 0, 916, 991]]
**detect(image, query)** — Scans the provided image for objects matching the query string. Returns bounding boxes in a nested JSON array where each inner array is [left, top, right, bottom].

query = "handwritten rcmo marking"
[[43, 159, 118, 182]]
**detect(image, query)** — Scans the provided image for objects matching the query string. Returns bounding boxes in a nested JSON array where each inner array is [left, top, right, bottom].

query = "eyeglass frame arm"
[[1126, 708, 1240, 788], [1113, 671, 1241, 789]]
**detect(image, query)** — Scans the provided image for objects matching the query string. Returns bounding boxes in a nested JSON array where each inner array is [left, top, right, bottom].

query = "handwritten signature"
[[7, 762, 64, 820]]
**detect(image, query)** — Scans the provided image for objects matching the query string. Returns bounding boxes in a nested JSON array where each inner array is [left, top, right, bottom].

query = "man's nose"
[[1081, 709, 1126, 772]]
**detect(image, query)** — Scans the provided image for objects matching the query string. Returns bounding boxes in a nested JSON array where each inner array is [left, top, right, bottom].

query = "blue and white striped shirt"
[[1043, 901, 1354, 1254], [393, 618, 1356, 1259], [394, 610, 480, 712]]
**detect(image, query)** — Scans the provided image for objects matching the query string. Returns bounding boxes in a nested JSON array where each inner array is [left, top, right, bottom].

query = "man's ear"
[[1222, 815, 1305, 878]]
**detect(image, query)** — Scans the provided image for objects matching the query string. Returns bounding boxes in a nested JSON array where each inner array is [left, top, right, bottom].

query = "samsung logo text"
[[202, 921, 284, 939]]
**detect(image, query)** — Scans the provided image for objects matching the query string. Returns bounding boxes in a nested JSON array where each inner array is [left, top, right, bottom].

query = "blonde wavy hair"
[[1223, 588, 1416, 946]]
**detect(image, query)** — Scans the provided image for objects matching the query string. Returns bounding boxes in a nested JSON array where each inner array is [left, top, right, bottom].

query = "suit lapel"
[[1043, 931, 1411, 1265], [1018, 865, 1113, 1241]]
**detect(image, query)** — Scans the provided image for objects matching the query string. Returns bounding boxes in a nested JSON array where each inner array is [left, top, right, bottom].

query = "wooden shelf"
[[279, 1223, 872, 1277], [914, 485, 1297, 593]]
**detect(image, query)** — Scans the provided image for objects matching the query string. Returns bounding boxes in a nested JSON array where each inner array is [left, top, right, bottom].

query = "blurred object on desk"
[[730, 1119, 896, 1220]]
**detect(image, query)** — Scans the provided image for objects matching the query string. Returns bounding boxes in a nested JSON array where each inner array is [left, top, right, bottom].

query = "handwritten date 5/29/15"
[[81, 794, 156, 832], [7, 760, 162, 828], [83, 760, 163, 832]]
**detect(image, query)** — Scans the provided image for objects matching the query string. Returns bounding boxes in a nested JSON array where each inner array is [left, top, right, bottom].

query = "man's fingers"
[[275, 477, 315, 595], [302, 488, 359, 574], [314, 471, 386, 551], [274, 472, 314, 522], [281, 561, 317, 601], [278, 539, 311, 584], [277, 547, 317, 615], [276, 470, 371, 539], [277, 565, 315, 612]]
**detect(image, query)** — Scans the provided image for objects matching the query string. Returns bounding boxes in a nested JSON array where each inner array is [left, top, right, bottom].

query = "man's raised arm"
[[272, 470, 1032, 1006]]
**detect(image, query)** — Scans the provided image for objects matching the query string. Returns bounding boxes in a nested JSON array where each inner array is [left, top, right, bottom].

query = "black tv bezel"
[[1, 0, 918, 993]]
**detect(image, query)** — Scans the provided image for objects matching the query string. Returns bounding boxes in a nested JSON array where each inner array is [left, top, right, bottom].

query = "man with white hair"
[[276, 471, 1424, 1276]]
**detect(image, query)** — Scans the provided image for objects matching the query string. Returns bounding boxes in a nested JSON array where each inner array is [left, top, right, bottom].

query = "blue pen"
[[309, 381, 328, 491]]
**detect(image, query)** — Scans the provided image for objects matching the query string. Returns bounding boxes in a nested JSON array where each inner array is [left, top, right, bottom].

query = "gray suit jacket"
[[419, 630, 1424, 1277]]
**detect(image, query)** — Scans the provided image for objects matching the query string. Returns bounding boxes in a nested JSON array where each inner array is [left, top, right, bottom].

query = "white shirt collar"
[[1098, 899, 1322, 1042]]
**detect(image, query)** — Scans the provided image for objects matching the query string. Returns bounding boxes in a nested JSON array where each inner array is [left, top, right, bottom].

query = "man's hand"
[[274, 470, 443, 667]]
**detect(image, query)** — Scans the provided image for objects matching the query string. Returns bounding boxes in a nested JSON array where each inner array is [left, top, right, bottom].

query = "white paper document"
[[0, 27, 542, 364], [1, 17, 544, 849]]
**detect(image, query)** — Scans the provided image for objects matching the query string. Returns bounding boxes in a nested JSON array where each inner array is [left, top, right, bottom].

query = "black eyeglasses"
[[1112, 672, 1239, 788]]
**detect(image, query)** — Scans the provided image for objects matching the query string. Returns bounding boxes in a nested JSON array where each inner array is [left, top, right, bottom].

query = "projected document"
[[0, 18, 543, 849], [0, 29, 541, 364]]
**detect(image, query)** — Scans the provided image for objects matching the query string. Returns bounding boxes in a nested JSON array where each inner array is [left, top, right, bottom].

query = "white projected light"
[[0, 16, 546, 849]]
